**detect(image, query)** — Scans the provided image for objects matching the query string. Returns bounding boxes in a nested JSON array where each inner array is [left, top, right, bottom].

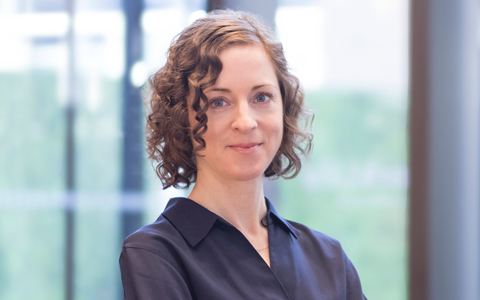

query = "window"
[[0, 1, 408, 299], [275, 1, 408, 299]]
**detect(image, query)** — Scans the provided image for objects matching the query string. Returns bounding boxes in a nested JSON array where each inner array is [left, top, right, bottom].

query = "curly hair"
[[146, 10, 313, 189]]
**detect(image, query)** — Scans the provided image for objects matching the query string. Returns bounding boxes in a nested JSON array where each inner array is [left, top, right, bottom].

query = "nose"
[[231, 101, 257, 133]]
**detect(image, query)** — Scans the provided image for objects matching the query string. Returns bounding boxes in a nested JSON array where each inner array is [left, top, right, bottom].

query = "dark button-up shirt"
[[120, 197, 366, 299]]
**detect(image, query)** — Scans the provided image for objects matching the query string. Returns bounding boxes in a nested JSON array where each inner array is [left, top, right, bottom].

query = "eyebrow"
[[206, 84, 273, 94]]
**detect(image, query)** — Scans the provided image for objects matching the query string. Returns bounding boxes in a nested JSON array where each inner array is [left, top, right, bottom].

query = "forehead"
[[218, 43, 269, 64], [218, 41, 270, 63], [211, 44, 278, 89]]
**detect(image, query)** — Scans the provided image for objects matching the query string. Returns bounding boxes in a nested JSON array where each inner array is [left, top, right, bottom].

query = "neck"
[[188, 171, 267, 236]]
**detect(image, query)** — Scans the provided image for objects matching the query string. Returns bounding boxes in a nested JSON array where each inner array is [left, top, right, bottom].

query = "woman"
[[120, 10, 366, 300]]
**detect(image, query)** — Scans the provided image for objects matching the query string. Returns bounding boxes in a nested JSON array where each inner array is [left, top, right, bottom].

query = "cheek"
[[189, 112, 220, 152], [266, 118, 283, 153], [275, 118, 285, 150], [273, 110, 284, 136], [275, 123, 284, 146]]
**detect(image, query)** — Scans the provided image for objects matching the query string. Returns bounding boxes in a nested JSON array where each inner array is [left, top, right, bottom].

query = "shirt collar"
[[265, 197, 298, 239], [162, 197, 219, 247], [162, 197, 297, 247]]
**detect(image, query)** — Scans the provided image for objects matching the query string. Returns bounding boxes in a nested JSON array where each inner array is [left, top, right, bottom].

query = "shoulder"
[[287, 219, 343, 250], [283, 220, 366, 297], [283, 219, 354, 265], [119, 216, 194, 299], [121, 214, 186, 258], [120, 214, 193, 281]]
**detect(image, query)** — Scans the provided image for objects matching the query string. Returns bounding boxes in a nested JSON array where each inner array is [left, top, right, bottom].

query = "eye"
[[211, 99, 226, 108], [255, 93, 271, 103]]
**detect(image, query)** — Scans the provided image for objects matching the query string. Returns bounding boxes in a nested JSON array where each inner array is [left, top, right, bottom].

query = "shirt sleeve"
[[344, 252, 368, 300], [120, 247, 193, 300]]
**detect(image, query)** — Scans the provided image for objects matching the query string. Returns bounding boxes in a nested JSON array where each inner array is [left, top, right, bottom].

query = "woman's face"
[[189, 44, 283, 183]]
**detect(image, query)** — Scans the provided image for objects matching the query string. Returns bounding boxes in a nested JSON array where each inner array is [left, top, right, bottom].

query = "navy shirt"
[[120, 197, 366, 299]]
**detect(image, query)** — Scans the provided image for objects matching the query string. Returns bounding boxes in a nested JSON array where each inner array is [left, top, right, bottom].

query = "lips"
[[228, 143, 262, 154]]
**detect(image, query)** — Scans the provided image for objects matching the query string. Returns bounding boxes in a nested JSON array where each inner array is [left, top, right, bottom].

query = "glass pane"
[[276, 1, 408, 299], [0, 5, 68, 300], [73, 3, 124, 299]]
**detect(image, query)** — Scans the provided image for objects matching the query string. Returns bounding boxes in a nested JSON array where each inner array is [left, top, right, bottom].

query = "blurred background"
[[0, 0, 477, 299]]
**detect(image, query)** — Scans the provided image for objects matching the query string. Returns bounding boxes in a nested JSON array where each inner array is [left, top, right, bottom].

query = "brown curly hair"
[[146, 10, 313, 189]]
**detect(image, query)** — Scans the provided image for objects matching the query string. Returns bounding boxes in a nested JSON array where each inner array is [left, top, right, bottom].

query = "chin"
[[225, 166, 266, 182]]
